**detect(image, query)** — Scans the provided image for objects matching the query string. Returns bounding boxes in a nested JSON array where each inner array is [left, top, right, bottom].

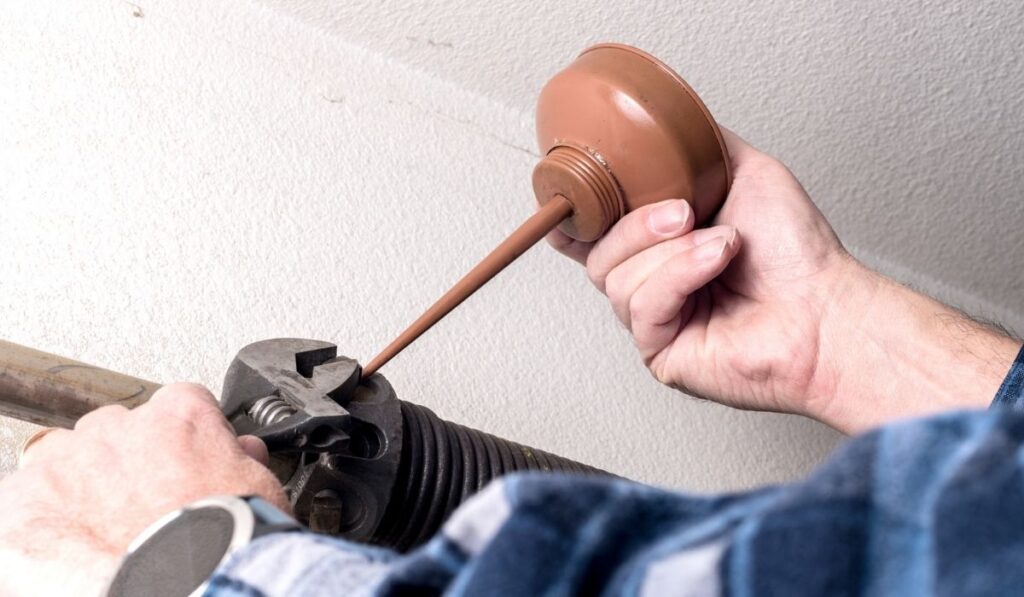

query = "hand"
[[0, 383, 288, 596], [548, 128, 1021, 432], [549, 129, 849, 419]]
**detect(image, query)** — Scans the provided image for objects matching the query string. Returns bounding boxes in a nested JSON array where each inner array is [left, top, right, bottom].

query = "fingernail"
[[648, 201, 691, 235], [693, 229, 736, 261]]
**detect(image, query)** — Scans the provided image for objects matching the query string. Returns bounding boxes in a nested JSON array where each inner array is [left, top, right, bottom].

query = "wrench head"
[[219, 338, 405, 542], [220, 338, 360, 453]]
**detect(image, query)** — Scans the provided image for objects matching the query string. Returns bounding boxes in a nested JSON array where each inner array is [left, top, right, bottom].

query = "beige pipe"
[[0, 339, 160, 428]]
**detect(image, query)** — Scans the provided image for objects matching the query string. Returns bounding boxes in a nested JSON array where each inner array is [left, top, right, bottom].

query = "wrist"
[[809, 258, 1021, 433], [799, 256, 880, 429]]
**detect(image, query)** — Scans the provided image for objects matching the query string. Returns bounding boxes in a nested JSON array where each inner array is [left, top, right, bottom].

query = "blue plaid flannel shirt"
[[207, 345, 1024, 596]]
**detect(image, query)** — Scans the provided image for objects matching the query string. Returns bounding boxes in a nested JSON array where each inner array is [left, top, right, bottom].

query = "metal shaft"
[[0, 339, 160, 428], [363, 195, 575, 376]]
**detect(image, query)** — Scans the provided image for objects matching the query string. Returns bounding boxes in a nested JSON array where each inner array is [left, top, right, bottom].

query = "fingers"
[[585, 199, 694, 292], [544, 228, 594, 265], [605, 226, 737, 326], [148, 382, 218, 410], [260, 483, 294, 515], [629, 229, 741, 360], [21, 383, 223, 469], [236, 435, 270, 466], [133, 385, 268, 467], [16, 428, 72, 469]]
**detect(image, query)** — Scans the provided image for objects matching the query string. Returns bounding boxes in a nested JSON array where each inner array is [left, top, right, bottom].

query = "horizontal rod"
[[0, 339, 161, 428]]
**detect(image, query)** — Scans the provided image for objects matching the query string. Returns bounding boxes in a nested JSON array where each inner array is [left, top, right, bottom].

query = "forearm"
[[812, 259, 1021, 433]]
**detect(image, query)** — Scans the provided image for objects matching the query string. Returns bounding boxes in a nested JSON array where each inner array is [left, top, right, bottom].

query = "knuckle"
[[649, 364, 676, 388], [604, 275, 630, 310], [585, 257, 607, 291], [175, 382, 217, 403], [627, 291, 650, 327], [74, 405, 128, 430], [151, 382, 219, 420], [603, 266, 623, 296], [750, 154, 793, 180], [154, 382, 215, 405]]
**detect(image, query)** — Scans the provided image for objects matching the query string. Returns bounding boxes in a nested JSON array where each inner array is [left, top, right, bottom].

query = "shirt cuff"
[[992, 343, 1024, 411], [204, 532, 398, 596]]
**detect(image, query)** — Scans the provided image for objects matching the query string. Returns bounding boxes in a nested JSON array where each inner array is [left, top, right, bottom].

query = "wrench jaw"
[[255, 411, 352, 454], [221, 338, 358, 453], [219, 338, 404, 539]]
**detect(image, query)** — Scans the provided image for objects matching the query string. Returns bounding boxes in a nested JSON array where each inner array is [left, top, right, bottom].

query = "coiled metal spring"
[[248, 395, 295, 427], [373, 401, 608, 551]]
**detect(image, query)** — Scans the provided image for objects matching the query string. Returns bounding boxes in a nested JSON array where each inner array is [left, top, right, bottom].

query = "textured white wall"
[[260, 0, 1024, 326], [0, 0, 1018, 492]]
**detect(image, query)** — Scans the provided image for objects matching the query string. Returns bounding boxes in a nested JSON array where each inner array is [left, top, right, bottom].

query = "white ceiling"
[[259, 0, 1024, 330]]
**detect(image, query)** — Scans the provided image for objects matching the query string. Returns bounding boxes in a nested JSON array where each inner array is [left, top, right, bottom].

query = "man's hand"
[[0, 383, 288, 596], [549, 128, 1021, 433]]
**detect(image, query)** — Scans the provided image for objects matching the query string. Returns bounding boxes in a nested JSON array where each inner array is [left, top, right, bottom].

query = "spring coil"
[[372, 401, 608, 551], [248, 395, 296, 427]]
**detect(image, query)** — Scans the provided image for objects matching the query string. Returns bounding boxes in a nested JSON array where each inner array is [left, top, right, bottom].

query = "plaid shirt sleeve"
[[992, 344, 1024, 411]]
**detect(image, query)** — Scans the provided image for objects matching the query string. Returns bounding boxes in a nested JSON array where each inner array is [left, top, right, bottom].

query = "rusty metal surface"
[[0, 339, 160, 428]]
